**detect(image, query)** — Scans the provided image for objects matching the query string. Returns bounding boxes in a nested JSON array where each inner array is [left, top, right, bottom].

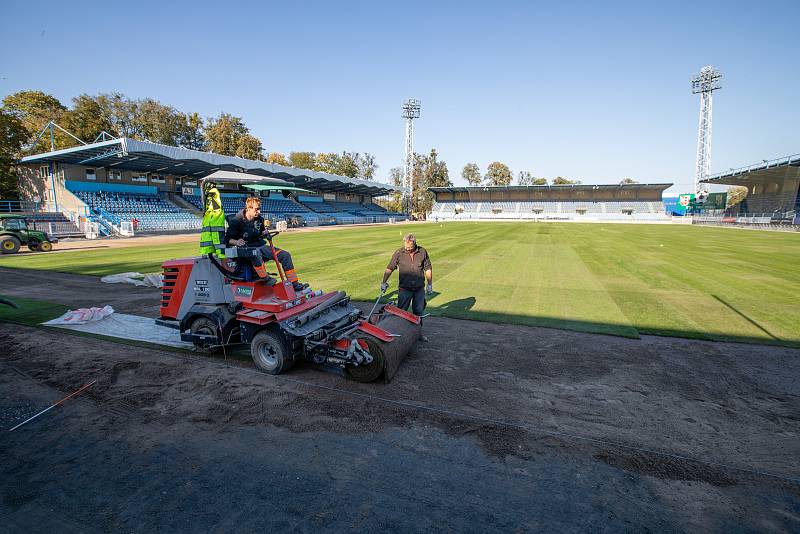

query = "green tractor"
[[0, 214, 58, 254]]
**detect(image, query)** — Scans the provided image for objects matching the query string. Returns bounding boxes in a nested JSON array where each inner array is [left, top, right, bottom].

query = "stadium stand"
[[295, 196, 405, 223], [701, 152, 800, 229], [14, 137, 404, 234], [432, 199, 668, 221], [67, 182, 199, 232]]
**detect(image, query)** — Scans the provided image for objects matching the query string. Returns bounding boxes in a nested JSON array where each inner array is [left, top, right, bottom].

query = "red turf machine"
[[156, 172, 420, 382]]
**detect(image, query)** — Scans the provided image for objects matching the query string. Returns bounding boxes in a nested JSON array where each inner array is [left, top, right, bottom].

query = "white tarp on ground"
[[43, 312, 191, 349], [100, 272, 163, 288], [43, 306, 115, 325]]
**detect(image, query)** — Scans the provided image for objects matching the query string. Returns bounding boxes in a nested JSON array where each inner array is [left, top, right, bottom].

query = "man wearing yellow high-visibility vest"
[[199, 181, 226, 258]]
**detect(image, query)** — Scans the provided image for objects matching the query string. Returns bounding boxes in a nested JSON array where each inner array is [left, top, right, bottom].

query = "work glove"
[[425, 283, 433, 295], [380, 282, 389, 292]]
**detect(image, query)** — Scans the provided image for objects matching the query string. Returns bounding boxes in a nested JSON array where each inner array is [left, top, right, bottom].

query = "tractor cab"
[[0, 214, 57, 254]]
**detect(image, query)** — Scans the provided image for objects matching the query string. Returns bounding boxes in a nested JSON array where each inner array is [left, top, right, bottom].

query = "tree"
[[0, 109, 28, 198], [357, 153, 378, 180], [288, 151, 318, 170], [204, 113, 252, 156], [619, 177, 638, 184], [533, 177, 548, 185], [382, 166, 405, 212], [727, 186, 748, 207], [336, 151, 360, 178], [177, 112, 206, 151], [411, 149, 451, 216], [315, 152, 342, 174], [485, 161, 513, 186], [62, 94, 114, 143], [266, 152, 289, 165], [235, 133, 265, 161], [315, 152, 360, 177], [461, 163, 482, 186], [1, 90, 69, 151], [137, 98, 191, 146], [552, 176, 581, 185], [517, 171, 540, 186], [92, 93, 144, 139]]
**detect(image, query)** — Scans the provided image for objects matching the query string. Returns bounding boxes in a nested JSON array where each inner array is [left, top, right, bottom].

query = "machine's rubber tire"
[[251, 329, 294, 375], [190, 316, 221, 354], [1, 237, 20, 254], [28, 242, 39, 252], [39, 241, 53, 252], [345, 336, 385, 383]]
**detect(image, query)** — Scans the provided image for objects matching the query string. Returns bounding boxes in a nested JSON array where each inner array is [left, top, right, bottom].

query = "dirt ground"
[[1, 268, 799, 532]]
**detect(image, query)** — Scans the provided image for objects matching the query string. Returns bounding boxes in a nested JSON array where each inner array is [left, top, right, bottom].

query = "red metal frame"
[[383, 304, 422, 325], [160, 258, 194, 320], [356, 320, 394, 342]]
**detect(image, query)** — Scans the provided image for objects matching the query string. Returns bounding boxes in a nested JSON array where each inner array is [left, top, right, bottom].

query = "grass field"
[[2, 222, 799, 346]]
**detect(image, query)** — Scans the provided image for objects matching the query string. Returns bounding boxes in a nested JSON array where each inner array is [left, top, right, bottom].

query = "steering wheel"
[[265, 230, 280, 240]]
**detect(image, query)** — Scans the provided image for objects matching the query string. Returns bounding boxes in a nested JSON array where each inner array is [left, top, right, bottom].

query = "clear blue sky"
[[1, 0, 798, 195]]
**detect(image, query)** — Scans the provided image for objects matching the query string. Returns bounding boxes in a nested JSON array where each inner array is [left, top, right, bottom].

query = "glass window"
[[3, 218, 27, 230], [85, 168, 96, 180], [39, 166, 49, 178]]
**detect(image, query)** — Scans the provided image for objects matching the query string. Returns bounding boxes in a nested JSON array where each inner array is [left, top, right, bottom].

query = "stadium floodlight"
[[691, 66, 722, 195], [402, 99, 422, 214]]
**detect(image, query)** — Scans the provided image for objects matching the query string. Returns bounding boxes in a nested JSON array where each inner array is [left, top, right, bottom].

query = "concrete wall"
[[17, 164, 90, 222]]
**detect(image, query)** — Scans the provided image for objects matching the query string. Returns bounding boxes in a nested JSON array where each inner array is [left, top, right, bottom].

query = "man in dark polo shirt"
[[381, 233, 432, 317]]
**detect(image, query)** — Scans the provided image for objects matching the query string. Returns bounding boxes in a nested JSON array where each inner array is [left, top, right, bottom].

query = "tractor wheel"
[[345, 336, 385, 383], [1, 237, 21, 255], [28, 242, 39, 252], [39, 241, 53, 252], [190, 316, 221, 354], [251, 329, 294, 375]]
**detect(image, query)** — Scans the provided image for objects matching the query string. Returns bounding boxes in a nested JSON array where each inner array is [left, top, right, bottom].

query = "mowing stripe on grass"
[[2, 223, 798, 346]]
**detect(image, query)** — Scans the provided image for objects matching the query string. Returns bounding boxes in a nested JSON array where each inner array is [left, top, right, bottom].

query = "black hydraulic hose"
[[206, 253, 249, 283]]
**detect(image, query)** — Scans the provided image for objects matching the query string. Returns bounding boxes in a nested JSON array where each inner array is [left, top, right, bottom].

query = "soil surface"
[[1, 268, 799, 532]]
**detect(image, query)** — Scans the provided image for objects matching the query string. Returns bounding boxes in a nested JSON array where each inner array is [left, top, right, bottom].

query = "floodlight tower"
[[402, 98, 421, 214], [691, 66, 722, 195]]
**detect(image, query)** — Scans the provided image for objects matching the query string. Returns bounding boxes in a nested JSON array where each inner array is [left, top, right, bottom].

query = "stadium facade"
[[429, 183, 673, 222], [14, 138, 405, 234], [701, 153, 800, 225]]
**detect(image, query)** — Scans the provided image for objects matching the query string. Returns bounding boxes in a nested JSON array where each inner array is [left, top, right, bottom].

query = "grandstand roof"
[[429, 183, 673, 193], [19, 138, 401, 196], [703, 153, 800, 187]]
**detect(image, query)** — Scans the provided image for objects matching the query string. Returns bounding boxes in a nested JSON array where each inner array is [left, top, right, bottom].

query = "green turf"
[[1, 223, 799, 347], [0, 295, 69, 326]]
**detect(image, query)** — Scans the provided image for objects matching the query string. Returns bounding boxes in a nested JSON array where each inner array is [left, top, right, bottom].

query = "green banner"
[[678, 192, 727, 212]]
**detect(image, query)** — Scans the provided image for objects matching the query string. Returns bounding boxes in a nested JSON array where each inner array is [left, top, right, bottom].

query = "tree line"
[[461, 162, 644, 187], [0, 90, 378, 198]]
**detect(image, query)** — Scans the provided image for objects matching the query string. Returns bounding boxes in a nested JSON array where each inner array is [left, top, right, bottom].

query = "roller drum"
[[346, 314, 421, 383]]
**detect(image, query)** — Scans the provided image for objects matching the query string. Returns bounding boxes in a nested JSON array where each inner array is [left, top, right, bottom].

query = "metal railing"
[[29, 221, 84, 236], [0, 200, 58, 213]]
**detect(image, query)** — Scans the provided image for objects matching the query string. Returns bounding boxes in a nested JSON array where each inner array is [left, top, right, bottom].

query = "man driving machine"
[[225, 197, 308, 292]]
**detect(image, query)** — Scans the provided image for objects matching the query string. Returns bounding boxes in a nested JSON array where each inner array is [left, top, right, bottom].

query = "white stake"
[[9, 380, 97, 432]]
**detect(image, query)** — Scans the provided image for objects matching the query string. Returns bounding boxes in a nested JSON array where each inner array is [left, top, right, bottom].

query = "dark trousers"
[[398, 287, 426, 317], [255, 246, 298, 281]]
